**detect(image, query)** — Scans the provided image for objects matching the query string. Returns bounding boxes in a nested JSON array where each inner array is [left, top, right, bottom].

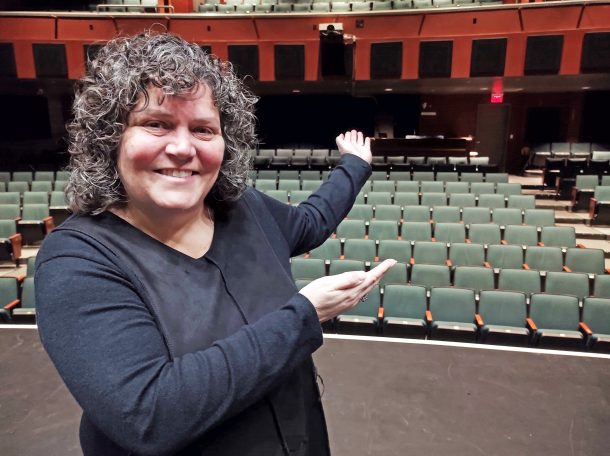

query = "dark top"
[[35, 154, 371, 456]]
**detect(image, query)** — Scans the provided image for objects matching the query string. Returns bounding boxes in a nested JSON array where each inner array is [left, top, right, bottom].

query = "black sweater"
[[35, 154, 371, 455]]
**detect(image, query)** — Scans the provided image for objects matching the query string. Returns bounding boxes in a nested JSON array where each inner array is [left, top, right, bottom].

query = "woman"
[[36, 32, 394, 456]]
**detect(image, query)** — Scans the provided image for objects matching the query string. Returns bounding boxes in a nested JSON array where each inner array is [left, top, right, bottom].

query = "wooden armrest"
[[475, 313, 484, 327], [374, 256, 379, 262], [8, 233, 22, 259], [571, 186, 578, 204], [526, 318, 537, 331], [465, 239, 471, 244], [425, 310, 432, 323], [409, 258, 415, 265], [446, 259, 452, 267], [579, 322, 593, 336], [576, 243, 585, 249], [563, 266, 572, 272], [3, 299, 20, 311], [523, 263, 530, 270], [500, 240, 507, 245], [304, 253, 310, 259], [538, 242, 544, 247], [339, 255, 345, 260], [43, 216, 55, 232], [431, 237, 436, 242], [16, 275, 25, 283], [589, 197, 598, 221], [606, 268, 610, 275], [378, 307, 384, 319], [483, 261, 491, 268]]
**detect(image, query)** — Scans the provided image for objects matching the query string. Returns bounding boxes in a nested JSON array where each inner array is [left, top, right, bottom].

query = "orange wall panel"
[[345, 15, 422, 39], [258, 41, 274, 82], [520, 6, 581, 32], [57, 19, 118, 41], [65, 42, 86, 80], [580, 5, 610, 29], [505, 34, 526, 77], [354, 39, 372, 80], [451, 37, 472, 78], [304, 41, 319, 81], [170, 18, 257, 42], [420, 10, 521, 37], [252, 17, 327, 41], [114, 18, 170, 36], [403, 38, 419, 80], [561, 30, 584, 75], [0, 18, 55, 40]]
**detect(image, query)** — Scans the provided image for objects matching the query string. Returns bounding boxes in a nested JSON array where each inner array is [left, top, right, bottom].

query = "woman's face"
[[117, 84, 225, 218]]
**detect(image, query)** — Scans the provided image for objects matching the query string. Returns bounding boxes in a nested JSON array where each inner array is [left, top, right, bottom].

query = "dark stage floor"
[[1, 327, 609, 455]]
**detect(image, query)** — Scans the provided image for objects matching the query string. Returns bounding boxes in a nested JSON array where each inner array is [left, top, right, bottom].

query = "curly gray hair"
[[66, 31, 257, 215]]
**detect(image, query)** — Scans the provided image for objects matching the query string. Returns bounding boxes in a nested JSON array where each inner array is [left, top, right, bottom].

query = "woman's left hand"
[[336, 130, 372, 164]]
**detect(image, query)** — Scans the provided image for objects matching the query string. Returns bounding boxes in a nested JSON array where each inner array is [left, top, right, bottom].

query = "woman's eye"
[[194, 127, 215, 137], [146, 121, 165, 129]]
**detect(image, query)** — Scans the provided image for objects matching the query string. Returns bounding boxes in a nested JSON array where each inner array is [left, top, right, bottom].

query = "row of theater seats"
[[252, 170, 508, 183], [297, 240, 603, 273], [197, 0, 499, 13], [309, 281, 610, 351], [0, 256, 36, 322], [0, 171, 69, 183], [544, 157, 610, 196]]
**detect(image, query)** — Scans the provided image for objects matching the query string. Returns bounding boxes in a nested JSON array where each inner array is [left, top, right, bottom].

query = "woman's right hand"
[[299, 259, 397, 323]]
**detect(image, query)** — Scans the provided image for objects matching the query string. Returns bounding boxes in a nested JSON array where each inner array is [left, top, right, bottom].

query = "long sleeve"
[[259, 153, 371, 256], [35, 230, 323, 456]]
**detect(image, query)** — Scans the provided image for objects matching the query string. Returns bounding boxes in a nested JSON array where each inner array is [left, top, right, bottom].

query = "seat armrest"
[[523, 263, 530, 270], [589, 197, 598, 221], [579, 322, 593, 336], [16, 275, 25, 283], [526, 318, 538, 331], [431, 237, 436, 242], [576, 243, 585, 249], [563, 266, 572, 273], [538, 242, 544, 246], [475, 313, 484, 327], [465, 239, 472, 244], [446, 259, 452, 267], [43, 216, 55, 233], [8, 233, 22, 260], [409, 258, 415, 265], [425, 310, 433, 323], [3, 299, 20, 311], [500, 240, 507, 245], [378, 307, 384, 320], [483, 261, 491, 268], [606, 268, 610, 275]]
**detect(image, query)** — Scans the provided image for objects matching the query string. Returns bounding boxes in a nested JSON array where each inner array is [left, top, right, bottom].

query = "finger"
[[367, 259, 398, 283], [351, 129, 357, 143], [364, 136, 371, 149], [357, 131, 363, 146], [331, 270, 367, 291]]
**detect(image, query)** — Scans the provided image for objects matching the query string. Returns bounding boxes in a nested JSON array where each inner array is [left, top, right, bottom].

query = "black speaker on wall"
[[524, 35, 563, 75], [470, 38, 507, 77], [370, 42, 402, 79], [275, 45, 305, 81], [581, 32, 610, 73], [0, 43, 17, 78], [33, 43, 68, 78], [228, 45, 259, 80], [419, 41, 452, 78]]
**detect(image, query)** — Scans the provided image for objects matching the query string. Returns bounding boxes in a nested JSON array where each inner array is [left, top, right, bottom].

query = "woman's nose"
[[165, 129, 196, 160]]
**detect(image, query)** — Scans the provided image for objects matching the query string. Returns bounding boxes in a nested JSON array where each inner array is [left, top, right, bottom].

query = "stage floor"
[[1, 327, 609, 455]]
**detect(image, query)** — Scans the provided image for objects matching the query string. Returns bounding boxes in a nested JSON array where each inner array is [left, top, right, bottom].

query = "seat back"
[[486, 244, 524, 269], [420, 193, 447, 207], [462, 207, 491, 225], [429, 287, 476, 323], [492, 208, 523, 227], [390, 171, 412, 182], [436, 172, 458, 182], [20, 277, 36, 309], [0, 204, 20, 220], [290, 190, 312, 205], [449, 243, 485, 267], [574, 175, 599, 190], [593, 275, 610, 298], [401, 222, 432, 242], [21, 204, 50, 220], [383, 284, 427, 320], [0, 219, 17, 238], [410, 264, 450, 288], [432, 206, 460, 223], [445, 182, 469, 194], [420, 181, 444, 193], [264, 190, 289, 203], [342, 285, 381, 317], [470, 183, 495, 196], [348, 204, 374, 222], [529, 293, 579, 331], [413, 171, 434, 182], [582, 297, 610, 335], [467, 223, 501, 245], [373, 180, 395, 192], [478, 290, 527, 327], [503, 225, 539, 246], [329, 259, 366, 275], [433, 222, 466, 244], [291, 258, 325, 280], [373, 261, 408, 286], [255, 179, 277, 191], [564, 248, 605, 275], [485, 173, 509, 183], [523, 209, 555, 227], [343, 239, 376, 261], [403, 206, 430, 223], [498, 269, 541, 294], [449, 193, 476, 208], [545, 271, 590, 300], [393, 192, 419, 206], [30, 181, 53, 192], [411, 241, 448, 265], [524, 246, 564, 272], [34, 171, 54, 181], [374, 204, 401, 222], [367, 191, 392, 206], [378, 240, 411, 262], [495, 183, 522, 196], [336, 219, 366, 239], [593, 186, 610, 201], [12, 171, 33, 184], [453, 266, 494, 292], [308, 238, 341, 261], [368, 220, 399, 241], [0, 276, 19, 305], [477, 194, 505, 209], [0, 192, 20, 205], [278, 180, 300, 191], [460, 173, 484, 183], [507, 195, 536, 210], [23, 192, 48, 205], [395, 181, 419, 192]]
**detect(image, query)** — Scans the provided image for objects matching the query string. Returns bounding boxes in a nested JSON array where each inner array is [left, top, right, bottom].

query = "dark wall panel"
[[470, 38, 507, 77], [274, 45, 305, 81], [581, 32, 610, 73], [33, 43, 68, 78], [0, 95, 51, 139], [419, 41, 452, 78], [0, 43, 17, 78], [524, 35, 563, 75], [370, 42, 402, 80], [228, 44, 259, 80]]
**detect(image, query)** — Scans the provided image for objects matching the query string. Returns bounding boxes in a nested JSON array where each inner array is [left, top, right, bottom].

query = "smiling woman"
[[34, 31, 394, 456]]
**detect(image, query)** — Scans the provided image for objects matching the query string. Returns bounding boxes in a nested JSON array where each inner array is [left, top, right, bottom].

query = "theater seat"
[[427, 287, 477, 342], [381, 284, 427, 338], [477, 290, 529, 346]]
